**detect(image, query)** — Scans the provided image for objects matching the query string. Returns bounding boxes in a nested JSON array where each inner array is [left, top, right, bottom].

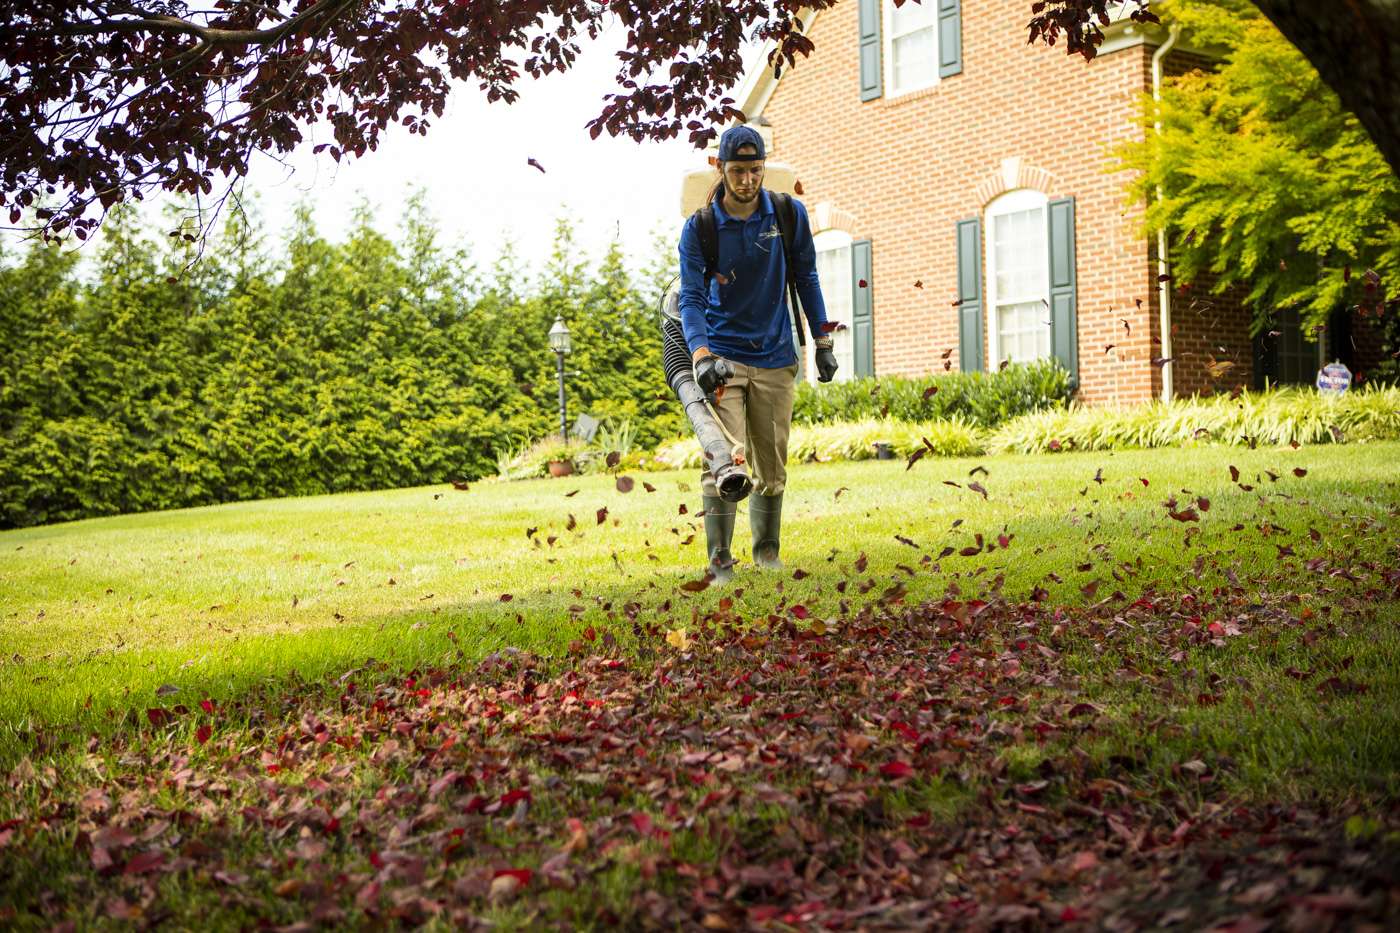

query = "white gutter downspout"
[[1151, 24, 1181, 402]]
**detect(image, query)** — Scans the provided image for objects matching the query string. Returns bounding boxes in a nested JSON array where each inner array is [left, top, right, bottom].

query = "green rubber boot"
[[702, 495, 737, 583], [750, 491, 784, 570]]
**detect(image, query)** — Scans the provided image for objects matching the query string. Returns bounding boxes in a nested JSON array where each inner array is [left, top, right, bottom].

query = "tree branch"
[[49, 0, 354, 46]]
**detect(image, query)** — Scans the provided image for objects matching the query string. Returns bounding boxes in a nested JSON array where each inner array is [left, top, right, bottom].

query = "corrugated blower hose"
[[658, 279, 752, 502]]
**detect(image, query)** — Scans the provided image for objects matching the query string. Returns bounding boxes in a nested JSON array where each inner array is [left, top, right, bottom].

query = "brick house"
[[719, 0, 1385, 402]]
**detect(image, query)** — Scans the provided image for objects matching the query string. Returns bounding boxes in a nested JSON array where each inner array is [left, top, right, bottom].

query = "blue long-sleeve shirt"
[[677, 191, 828, 369]]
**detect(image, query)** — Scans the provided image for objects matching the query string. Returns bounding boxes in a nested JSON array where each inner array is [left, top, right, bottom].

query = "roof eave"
[[735, 8, 822, 123]]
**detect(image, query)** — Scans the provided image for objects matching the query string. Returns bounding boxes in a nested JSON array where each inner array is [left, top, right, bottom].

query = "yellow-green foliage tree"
[[1121, 0, 1399, 358]]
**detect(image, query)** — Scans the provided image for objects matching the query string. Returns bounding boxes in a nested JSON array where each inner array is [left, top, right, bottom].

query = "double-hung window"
[[985, 189, 1051, 367], [884, 0, 939, 96]]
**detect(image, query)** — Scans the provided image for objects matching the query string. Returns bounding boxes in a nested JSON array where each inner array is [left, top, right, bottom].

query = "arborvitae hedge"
[[0, 198, 681, 528]]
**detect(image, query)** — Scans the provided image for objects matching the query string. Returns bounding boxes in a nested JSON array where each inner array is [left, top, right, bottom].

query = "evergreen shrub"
[[792, 360, 1071, 428], [0, 200, 681, 528]]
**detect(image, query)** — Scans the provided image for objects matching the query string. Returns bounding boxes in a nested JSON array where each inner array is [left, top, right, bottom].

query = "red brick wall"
[[1162, 268, 1257, 397], [760, 0, 1161, 404]]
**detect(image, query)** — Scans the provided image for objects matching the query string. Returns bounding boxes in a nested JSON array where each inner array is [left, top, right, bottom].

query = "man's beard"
[[727, 185, 759, 203]]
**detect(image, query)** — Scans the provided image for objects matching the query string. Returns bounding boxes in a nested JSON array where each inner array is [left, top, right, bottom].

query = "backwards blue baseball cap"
[[717, 124, 766, 161]]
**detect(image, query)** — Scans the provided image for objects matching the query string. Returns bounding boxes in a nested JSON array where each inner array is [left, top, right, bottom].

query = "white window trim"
[[984, 188, 1051, 369], [807, 229, 856, 385], [882, 0, 940, 99]]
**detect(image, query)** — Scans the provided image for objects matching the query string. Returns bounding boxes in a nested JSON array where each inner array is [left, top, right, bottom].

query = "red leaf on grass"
[[596, 507, 608, 525], [146, 708, 171, 726], [616, 476, 635, 493], [1293, 467, 1307, 478], [195, 725, 212, 745], [93, 826, 135, 849], [880, 760, 914, 779], [123, 850, 164, 875], [967, 481, 989, 499], [493, 867, 533, 884], [642, 481, 656, 492], [499, 788, 532, 807]]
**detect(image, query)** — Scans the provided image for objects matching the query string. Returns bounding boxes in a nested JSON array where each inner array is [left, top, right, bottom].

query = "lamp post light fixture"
[[547, 314, 572, 439]]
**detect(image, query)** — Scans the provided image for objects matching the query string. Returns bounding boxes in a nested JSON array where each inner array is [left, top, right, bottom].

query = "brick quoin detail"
[[748, 0, 1376, 404]]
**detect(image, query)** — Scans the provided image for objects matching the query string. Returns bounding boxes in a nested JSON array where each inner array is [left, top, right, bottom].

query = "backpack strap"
[[772, 191, 797, 271], [770, 191, 808, 347], [694, 203, 719, 282]]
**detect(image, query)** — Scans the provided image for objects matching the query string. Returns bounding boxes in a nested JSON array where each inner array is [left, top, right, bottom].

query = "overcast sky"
[[238, 25, 729, 275]]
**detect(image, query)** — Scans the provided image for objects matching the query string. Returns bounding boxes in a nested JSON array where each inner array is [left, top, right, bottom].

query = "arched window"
[[984, 188, 1051, 367]]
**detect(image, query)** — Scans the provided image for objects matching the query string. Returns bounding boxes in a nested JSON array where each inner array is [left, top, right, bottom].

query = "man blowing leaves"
[[677, 125, 838, 582]]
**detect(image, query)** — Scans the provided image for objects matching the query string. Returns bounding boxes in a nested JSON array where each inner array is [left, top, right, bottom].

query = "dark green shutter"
[[852, 239, 874, 377], [938, 0, 963, 78], [1047, 197, 1078, 384], [859, 0, 882, 101], [956, 217, 983, 373]]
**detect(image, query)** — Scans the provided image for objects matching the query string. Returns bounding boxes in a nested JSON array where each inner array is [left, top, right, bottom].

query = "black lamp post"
[[547, 314, 572, 438]]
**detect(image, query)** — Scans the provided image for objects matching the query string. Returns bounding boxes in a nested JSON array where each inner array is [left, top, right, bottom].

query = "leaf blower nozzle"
[[659, 282, 752, 503]]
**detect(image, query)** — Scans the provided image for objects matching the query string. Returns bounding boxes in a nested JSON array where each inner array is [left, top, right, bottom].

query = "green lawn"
[[3, 442, 1398, 769], [3, 443, 1399, 928]]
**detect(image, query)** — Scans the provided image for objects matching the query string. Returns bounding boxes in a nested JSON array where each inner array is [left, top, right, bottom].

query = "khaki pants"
[[700, 361, 799, 498]]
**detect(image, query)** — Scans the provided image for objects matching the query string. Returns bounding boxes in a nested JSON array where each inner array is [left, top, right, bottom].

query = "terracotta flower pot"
[[547, 459, 575, 478]]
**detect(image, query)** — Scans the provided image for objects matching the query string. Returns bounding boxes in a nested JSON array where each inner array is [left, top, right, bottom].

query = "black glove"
[[695, 355, 732, 396], [815, 344, 839, 383]]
